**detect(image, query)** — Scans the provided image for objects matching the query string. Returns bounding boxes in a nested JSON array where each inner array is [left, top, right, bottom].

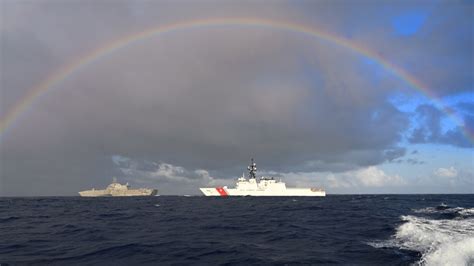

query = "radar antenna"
[[247, 158, 257, 179]]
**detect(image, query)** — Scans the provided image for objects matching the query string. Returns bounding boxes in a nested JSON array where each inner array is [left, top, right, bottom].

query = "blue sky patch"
[[392, 11, 428, 36]]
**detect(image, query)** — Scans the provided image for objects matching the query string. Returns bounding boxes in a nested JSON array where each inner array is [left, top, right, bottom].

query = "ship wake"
[[369, 205, 474, 266]]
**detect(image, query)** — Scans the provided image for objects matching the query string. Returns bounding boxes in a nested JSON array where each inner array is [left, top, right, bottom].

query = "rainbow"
[[1, 17, 472, 142]]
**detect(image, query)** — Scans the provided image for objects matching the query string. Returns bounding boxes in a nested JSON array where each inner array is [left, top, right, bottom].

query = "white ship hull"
[[200, 187, 325, 197]]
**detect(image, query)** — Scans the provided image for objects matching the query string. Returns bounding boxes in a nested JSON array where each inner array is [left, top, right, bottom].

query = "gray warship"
[[79, 178, 158, 197]]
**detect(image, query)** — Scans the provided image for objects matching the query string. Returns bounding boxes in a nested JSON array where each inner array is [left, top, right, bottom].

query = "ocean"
[[1, 195, 473, 265]]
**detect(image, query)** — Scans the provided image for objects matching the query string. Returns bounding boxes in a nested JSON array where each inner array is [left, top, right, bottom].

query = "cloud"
[[384, 147, 407, 162], [408, 104, 473, 148], [390, 158, 424, 165], [111, 156, 229, 195], [260, 166, 407, 194], [405, 158, 425, 165], [0, 1, 472, 195], [112, 155, 131, 166], [434, 167, 458, 178], [354, 166, 406, 187], [411, 167, 473, 193], [320, 166, 406, 188]]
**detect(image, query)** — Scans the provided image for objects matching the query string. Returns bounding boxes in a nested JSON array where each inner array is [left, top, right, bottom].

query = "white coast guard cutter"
[[200, 159, 325, 197]]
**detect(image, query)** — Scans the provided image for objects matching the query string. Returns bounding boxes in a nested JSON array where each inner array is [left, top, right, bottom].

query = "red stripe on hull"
[[215, 187, 228, 197]]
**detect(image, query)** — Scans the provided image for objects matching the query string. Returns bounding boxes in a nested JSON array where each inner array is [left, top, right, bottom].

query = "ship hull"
[[79, 189, 158, 197], [200, 187, 325, 197]]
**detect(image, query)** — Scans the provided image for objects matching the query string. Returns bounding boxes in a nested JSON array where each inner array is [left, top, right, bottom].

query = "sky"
[[0, 0, 473, 196]]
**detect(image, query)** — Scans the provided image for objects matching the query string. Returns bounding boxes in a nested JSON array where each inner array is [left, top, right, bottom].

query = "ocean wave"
[[413, 205, 474, 216], [0, 216, 20, 223], [370, 212, 474, 266], [2, 195, 471, 265]]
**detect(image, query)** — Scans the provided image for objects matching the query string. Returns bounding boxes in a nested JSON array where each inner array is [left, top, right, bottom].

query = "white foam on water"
[[422, 237, 474, 266], [459, 208, 474, 216], [369, 206, 474, 266], [397, 215, 474, 265], [412, 206, 474, 220]]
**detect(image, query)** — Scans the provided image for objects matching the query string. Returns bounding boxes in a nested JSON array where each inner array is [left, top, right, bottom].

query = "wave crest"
[[370, 206, 474, 266], [397, 215, 474, 265], [413, 206, 474, 219]]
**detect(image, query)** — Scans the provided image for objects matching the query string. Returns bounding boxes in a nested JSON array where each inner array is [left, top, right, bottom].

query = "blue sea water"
[[1, 195, 473, 265]]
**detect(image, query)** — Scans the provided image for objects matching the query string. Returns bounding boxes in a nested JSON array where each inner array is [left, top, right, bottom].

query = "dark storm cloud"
[[0, 0, 472, 195], [0, 30, 58, 117], [294, 0, 473, 96], [409, 104, 474, 148], [384, 147, 407, 162], [391, 158, 425, 165]]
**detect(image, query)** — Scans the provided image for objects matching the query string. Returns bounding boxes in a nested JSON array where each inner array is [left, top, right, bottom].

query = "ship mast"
[[247, 158, 257, 179]]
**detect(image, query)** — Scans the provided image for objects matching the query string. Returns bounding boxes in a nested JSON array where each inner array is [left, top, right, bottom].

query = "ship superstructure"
[[200, 159, 325, 197], [79, 178, 158, 197]]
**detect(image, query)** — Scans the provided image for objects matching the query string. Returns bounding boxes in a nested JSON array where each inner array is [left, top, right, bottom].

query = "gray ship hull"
[[79, 188, 158, 197], [79, 179, 158, 197]]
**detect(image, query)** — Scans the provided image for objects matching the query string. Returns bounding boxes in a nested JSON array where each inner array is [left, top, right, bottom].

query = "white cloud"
[[261, 166, 406, 191], [434, 167, 458, 178], [112, 155, 131, 165], [151, 163, 187, 181], [121, 161, 200, 183], [113, 156, 231, 194], [326, 174, 353, 188], [354, 166, 406, 187]]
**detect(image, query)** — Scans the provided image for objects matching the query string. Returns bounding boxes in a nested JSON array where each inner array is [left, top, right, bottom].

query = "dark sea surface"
[[1, 195, 473, 265]]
